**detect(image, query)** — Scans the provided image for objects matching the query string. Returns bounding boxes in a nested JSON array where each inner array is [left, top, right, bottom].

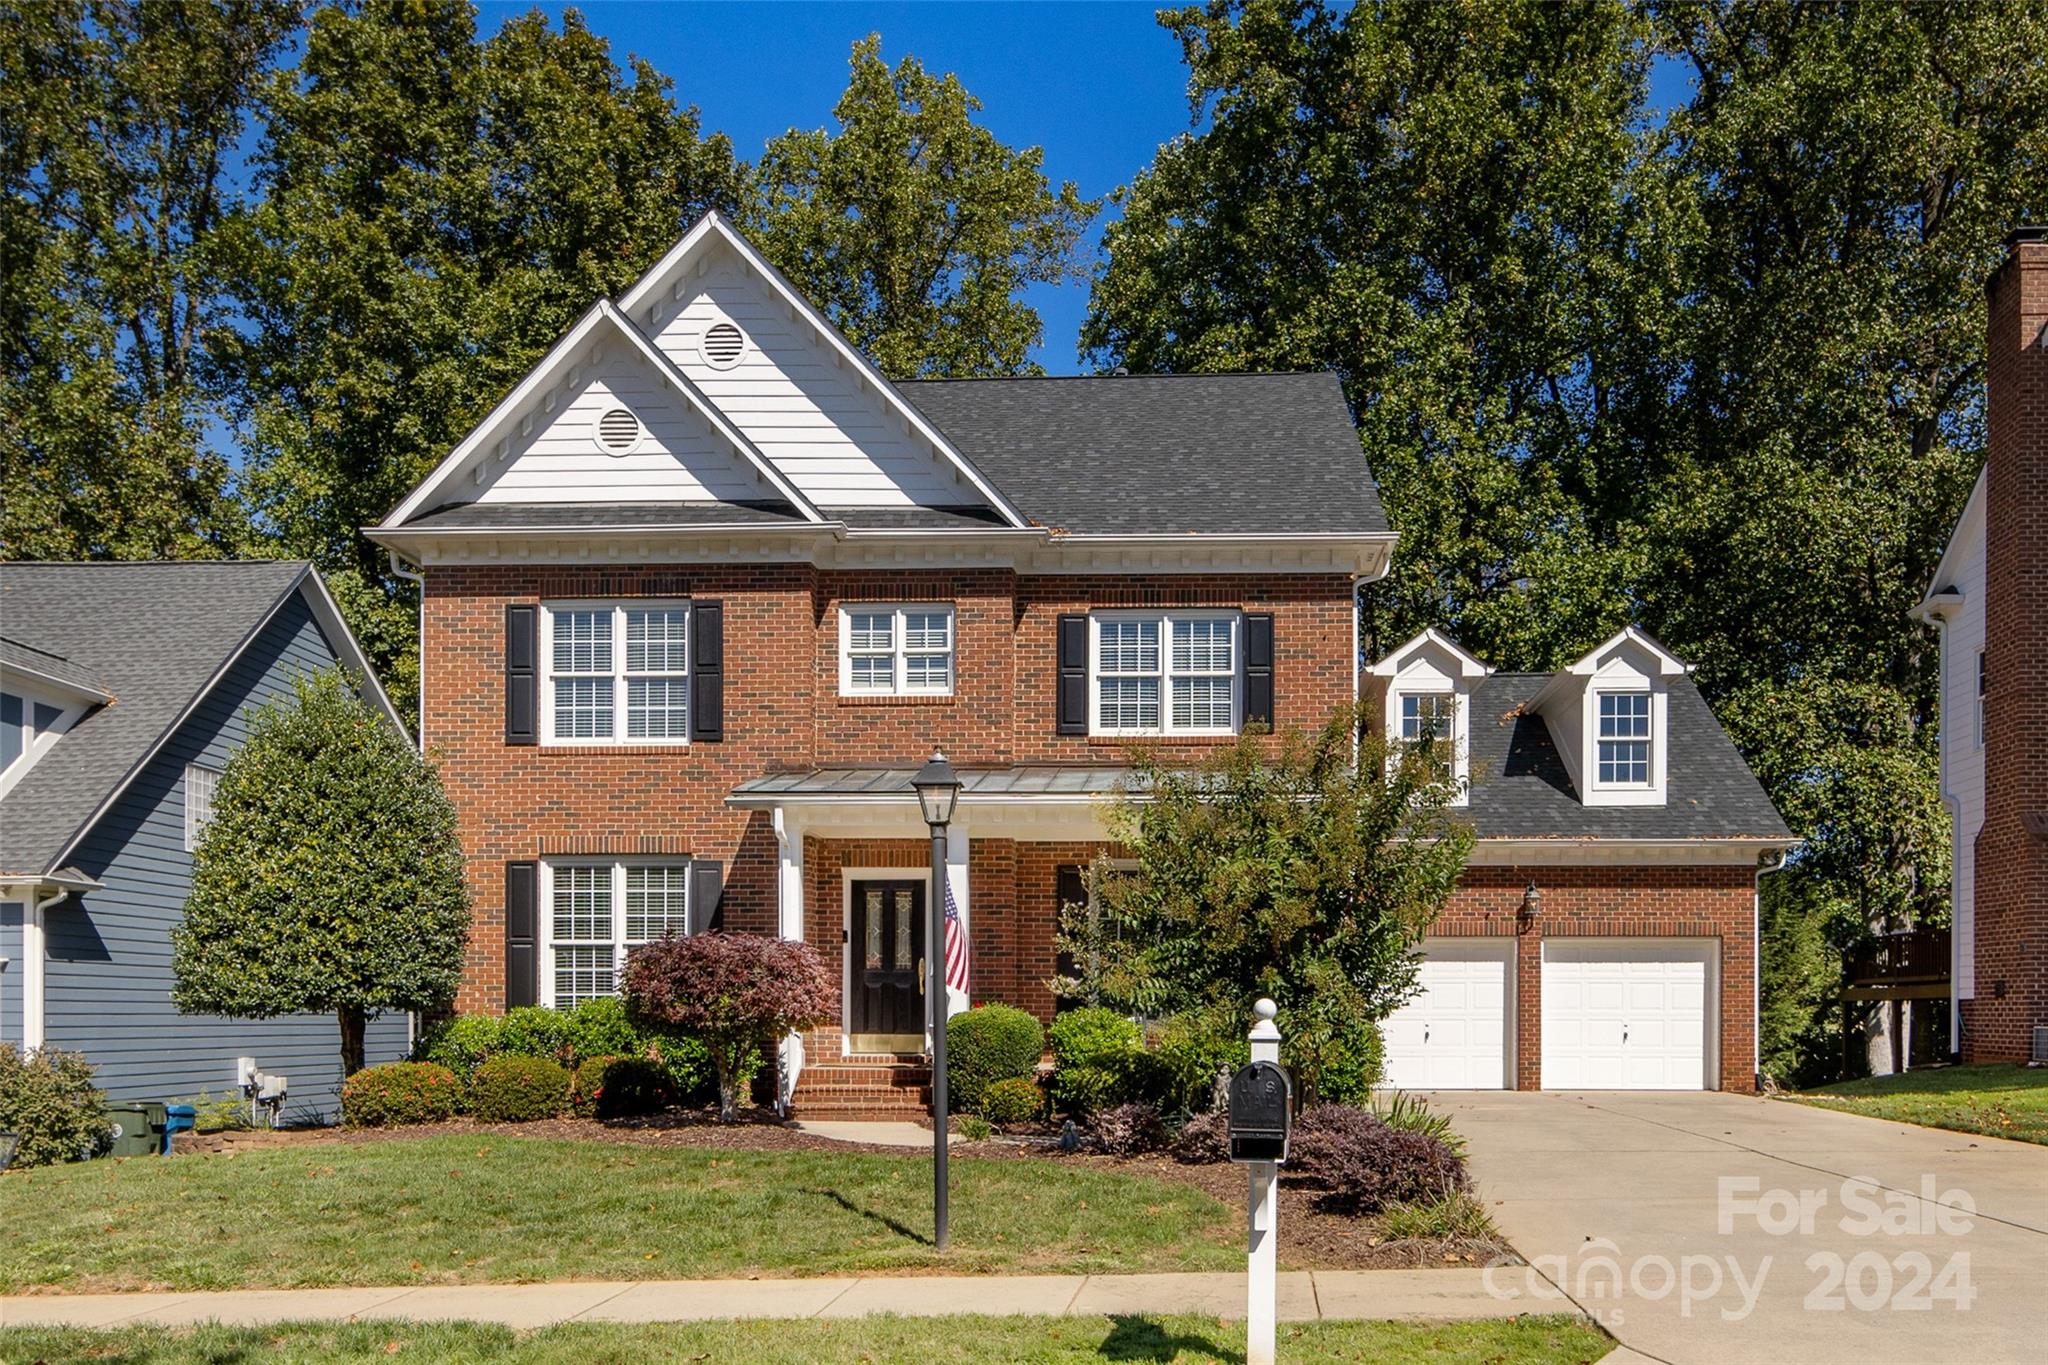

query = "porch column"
[[945, 819, 971, 1017], [771, 807, 806, 1111]]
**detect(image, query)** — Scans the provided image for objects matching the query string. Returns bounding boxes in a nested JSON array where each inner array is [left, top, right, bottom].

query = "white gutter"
[[387, 550, 428, 751]]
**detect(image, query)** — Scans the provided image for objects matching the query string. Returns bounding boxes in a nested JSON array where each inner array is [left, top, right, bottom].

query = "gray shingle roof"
[[0, 636, 108, 698], [900, 372, 1385, 535], [1464, 674, 1792, 841], [0, 561, 312, 876]]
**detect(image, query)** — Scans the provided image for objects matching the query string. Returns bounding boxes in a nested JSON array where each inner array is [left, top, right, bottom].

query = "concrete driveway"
[[1432, 1090, 2047, 1365]]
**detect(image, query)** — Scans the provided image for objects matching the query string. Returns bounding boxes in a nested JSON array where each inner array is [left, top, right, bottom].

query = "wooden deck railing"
[[1845, 928, 1951, 987]]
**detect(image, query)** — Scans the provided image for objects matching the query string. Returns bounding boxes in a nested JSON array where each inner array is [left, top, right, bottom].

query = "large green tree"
[[1085, 0, 2048, 1081], [750, 34, 1097, 378], [1, 0, 298, 559], [173, 670, 470, 1077]]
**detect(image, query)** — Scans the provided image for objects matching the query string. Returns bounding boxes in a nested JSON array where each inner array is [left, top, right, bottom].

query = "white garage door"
[[1542, 939, 1715, 1090], [1381, 939, 1513, 1090]]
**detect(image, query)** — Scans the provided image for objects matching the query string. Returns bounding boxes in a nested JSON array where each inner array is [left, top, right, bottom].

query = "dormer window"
[[1368, 630, 1492, 806], [1400, 693, 1455, 762], [1595, 692, 1652, 786]]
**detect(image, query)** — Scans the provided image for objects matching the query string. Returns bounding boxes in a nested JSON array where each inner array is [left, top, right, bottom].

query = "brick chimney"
[[1970, 226, 2048, 1062]]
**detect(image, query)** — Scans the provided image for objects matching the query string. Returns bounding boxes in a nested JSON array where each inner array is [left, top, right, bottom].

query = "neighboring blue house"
[[0, 561, 411, 1123]]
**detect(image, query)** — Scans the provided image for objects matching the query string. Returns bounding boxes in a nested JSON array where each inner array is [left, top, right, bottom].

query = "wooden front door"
[[850, 879, 926, 1038]]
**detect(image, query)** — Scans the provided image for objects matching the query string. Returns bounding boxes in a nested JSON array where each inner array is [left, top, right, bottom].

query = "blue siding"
[[45, 591, 408, 1122], [1, 901, 21, 1047]]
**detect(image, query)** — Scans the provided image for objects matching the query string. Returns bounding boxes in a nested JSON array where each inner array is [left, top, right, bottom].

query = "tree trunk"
[[339, 1005, 367, 1077]]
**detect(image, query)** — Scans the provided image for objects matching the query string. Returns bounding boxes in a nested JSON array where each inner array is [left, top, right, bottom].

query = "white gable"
[[1531, 627, 1689, 808], [473, 341, 773, 506], [637, 239, 973, 508]]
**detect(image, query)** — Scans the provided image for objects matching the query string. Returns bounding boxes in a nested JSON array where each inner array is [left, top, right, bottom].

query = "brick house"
[[1914, 226, 2048, 1066], [368, 212, 1793, 1114]]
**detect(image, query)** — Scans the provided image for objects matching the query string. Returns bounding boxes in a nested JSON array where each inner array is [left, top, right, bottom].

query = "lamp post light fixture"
[[909, 748, 962, 1250]]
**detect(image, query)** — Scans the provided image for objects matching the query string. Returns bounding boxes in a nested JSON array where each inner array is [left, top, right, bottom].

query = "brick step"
[[795, 1066, 931, 1088], [795, 1107, 934, 1122], [791, 1083, 934, 1102]]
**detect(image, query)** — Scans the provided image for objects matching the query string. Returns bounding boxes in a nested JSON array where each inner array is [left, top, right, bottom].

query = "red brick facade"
[[1966, 232, 2048, 1062], [421, 557, 1761, 1095]]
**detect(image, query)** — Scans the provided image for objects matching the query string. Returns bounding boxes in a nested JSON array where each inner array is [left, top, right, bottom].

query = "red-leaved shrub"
[[1291, 1102, 1467, 1214], [1171, 1108, 1229, 1164], [623, 933, 834, 1121], [1091, 1101, 1166, 1156]]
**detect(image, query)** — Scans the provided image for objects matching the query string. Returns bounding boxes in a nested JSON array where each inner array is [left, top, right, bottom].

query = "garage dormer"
[[1529, 627, 1689, 807], [1367, 629, 1492, 805]]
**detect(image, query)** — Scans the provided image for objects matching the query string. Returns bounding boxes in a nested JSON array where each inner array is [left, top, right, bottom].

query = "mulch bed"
[[165, 1109, 1515, 1272]]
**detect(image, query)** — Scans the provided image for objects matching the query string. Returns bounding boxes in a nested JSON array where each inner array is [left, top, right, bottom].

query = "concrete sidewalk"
[[0, 1269, 1534, 1331]]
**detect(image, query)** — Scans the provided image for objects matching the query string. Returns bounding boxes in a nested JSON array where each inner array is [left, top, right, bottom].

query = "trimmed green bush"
[[946, 1004, 1044, 1114], [1315, 1022, 1385, 1106], [468, 1054, 571, 1122], [412, 1013, 505, 1083], [1049, 1062, 1124, 1117], [499, 1006, 579, 1064], [0, 1044, 110, 1167], [979, 1074, 1044, 1125], [1049, 1006, 1142, 1070], [1148, 1013, 1249, 1114], [341, 1061, 461, 1128], [571, 1054, 675, 1120], [564, 996, 640, 1063]]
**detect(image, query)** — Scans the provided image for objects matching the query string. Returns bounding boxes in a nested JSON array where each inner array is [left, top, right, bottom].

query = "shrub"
[[499, 1006, 580, 1065], [571, 1054, 675, 1120], [1048, 1063, 1124, 1118], [1049, 1006, 1142, 1070], [1171, 1108, 1229, 1164], [413, 1013, 506, 1083], [1148, 1013, 1248, 1114], [565, 996, 640, 1064], [1376, 1189, 1497, 1242], [623, 933, 834, 1121], [341, 1061, 461, 1128], [956, 1115, 993, 1141], [1313, 1021, 1385, 1106], [468, 1054, 571, 1122], [946, 1004, 1044, 1113], [1369, 1089, 1465, 1158], [1091, 1101, 1166, 1156], [640, 1027, 725, 1103], [979, 1075, 1044, 1126], [0, 1044, 110, 1167], [1291, 1103, 1468, 1215]]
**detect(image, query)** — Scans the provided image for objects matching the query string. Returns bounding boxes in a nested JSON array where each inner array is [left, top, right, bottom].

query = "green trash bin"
[[104, 1102, 164, 1158]]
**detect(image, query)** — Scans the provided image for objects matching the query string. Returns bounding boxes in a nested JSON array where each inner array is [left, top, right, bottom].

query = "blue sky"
[[474, 2, 1199, 373]]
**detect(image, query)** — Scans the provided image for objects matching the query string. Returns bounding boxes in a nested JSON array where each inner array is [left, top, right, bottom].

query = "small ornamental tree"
[[622, 932, 835, 1121], [172, 669, 470, 1077], [1055, 704, 1472, 1099]]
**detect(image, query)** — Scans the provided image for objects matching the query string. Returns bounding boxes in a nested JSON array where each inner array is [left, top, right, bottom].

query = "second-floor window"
[[839, 605, 955, 696], [1091, 610, 1240, 737], [1399, 692, 1455, 772], [184, 763, 222, 851], [1596, 691, 1652, 786], [543, 602, 689, 744]]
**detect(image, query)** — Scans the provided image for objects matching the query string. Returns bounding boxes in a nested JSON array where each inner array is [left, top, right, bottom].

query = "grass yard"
[[0, 1135, 1244, 1293], [0, 1315, 1612, 1364], [1789, 1063, 2048, 1144]]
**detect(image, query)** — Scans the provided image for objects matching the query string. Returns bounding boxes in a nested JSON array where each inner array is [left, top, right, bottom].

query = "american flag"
[[942, 878, 970, 996]]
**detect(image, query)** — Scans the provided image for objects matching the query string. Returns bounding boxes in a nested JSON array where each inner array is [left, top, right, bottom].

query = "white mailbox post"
[[1234, 998, 1286, 1365]]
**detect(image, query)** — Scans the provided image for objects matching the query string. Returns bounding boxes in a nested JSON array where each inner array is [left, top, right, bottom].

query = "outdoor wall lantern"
[[909, 748, 962, 1251], [1518, 879, 1542, 930]]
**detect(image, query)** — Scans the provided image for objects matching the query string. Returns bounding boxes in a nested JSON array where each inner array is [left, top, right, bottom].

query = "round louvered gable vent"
[[596, 407, 642, 455], [702, 321, 746, 368]]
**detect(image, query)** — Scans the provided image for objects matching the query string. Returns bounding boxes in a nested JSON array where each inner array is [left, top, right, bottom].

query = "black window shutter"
[[688, 859, 724, 934], [505, 861, 539, 1008], [1242, 613, 1275, 730], [1056, 614, 1088, 734], [505, 604, 539, 745], [690, 600, 724, 742], [1053, 864, 1088, 1013]]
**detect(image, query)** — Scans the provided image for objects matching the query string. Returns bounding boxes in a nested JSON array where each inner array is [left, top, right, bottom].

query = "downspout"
[[387, 549, 427, 754], [1351, 573, 1369, 768], [24, 887, 62, 1050], [1754, 849, 1790, 1091]]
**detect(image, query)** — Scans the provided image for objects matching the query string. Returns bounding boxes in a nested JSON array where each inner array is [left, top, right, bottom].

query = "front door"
[[851, 880, 926, 1038]]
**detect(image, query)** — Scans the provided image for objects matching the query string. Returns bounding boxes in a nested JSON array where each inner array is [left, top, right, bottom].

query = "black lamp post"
[[910, 748, 961, 1250]]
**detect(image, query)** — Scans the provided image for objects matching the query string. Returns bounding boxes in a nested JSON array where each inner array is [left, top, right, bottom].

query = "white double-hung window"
[[542, 859, 691, 1008], [1090, 610, 1240, 737], [543, 602, 689, 743], [839, 604, 954, 696], [1595, 692, 1653, 786]]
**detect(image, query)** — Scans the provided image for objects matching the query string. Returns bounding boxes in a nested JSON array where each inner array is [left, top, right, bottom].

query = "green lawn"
[[1790, 1063, 2048, 1144], [0, 1135, 1243, 1293], [0, 1315, 1612, 1364]]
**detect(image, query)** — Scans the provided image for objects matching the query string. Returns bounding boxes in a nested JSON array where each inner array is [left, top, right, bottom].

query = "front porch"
[[728, 766, 1126, 1116]]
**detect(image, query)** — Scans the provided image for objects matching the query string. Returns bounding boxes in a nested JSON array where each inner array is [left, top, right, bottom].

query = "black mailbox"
[[1226, 1060, 1293, 1164]]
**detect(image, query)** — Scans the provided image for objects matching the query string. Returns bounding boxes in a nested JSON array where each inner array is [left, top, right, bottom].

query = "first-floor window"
[[1596, 691, 1652, 785], [1090, 610, 1240, 736], [543, 859, 691, 1007]]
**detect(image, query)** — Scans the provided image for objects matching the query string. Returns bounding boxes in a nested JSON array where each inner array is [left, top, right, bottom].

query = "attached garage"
[[1541, 939, 1717, 1090], [1381, 938, 1514, 1090]]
